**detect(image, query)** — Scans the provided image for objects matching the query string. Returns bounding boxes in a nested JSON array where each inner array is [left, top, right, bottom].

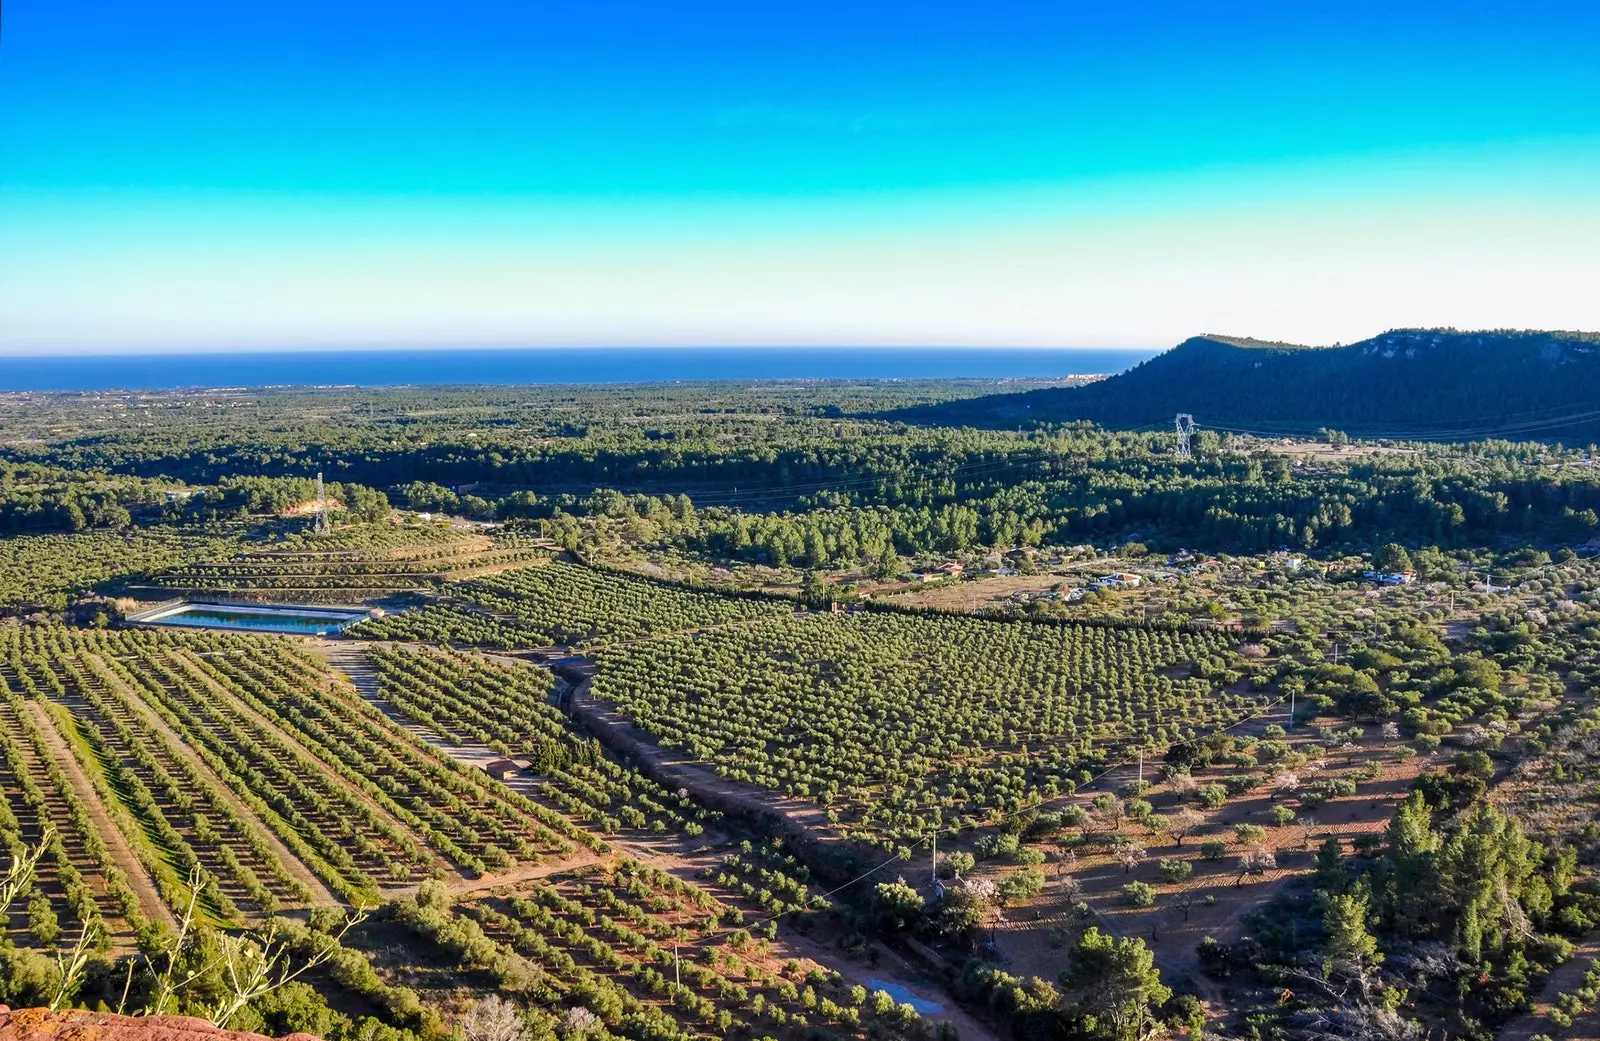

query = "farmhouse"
[[482, 757, 519, 780]]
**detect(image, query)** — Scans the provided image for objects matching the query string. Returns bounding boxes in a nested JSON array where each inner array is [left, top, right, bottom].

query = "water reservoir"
[[133, 601, 370, 636]]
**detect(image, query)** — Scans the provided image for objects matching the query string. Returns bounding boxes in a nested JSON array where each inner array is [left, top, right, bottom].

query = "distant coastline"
[[0, 346, 1162, 392]]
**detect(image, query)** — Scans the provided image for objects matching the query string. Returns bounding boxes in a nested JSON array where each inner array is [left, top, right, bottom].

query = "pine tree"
[[1314, 837, 1345, 892], [1060, 927, 1171, 1041], [873, 542, 900, 581], [1322, 889, 1381, 978], [1383, 791, 1439, 936]]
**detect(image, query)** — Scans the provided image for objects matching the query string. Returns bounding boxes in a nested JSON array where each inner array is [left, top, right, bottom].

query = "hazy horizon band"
[[0, 345, 1164, 392]]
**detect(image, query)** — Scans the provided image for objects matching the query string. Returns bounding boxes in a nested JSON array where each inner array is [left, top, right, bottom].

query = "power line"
[[1198, 403, 1600, 443]]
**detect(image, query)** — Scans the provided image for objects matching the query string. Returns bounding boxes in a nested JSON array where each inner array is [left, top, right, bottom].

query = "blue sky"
[[3, 1, 1599, 352]]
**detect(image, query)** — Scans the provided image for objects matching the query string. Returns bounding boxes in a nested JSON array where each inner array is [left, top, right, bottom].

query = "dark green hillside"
[[892, 329, 1600, 442]]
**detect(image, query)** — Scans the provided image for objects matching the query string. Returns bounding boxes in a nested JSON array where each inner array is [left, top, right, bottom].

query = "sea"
[[0, 347, 1160, 392]]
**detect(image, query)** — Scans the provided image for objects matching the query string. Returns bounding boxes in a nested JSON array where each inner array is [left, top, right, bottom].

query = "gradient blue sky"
[[3, 1, 1599, 352]]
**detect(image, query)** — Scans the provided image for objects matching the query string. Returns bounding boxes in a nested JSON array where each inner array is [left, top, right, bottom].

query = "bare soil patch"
[[988, 731, 1425, 1002]]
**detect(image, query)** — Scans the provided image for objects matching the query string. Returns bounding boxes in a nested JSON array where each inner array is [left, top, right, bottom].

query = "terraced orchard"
[[0, 692, 154, 951], [0, 622, 594, 937], [453, 561, 792, 647], [0, 529, 234, 611], [145, 525, 548, 601], [592, 612, 1253, 843], [348, 600, 554, 650]]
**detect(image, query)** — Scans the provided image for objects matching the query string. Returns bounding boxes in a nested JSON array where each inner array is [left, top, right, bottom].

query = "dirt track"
[[24, 699, 178, 931], [564, 676, 864, 860], [314, 639, 996, 1041]]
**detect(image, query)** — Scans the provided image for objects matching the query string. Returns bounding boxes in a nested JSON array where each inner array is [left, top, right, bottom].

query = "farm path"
[[316, 640, 553, 805], [1496, 930, 1600, 1040], [315, 640, 785, 872], [85, 652, 341, 908], [315, 640, 998, 1041], [577, 833, 1002, 1041], [323, 635, 853, 860], [562, 673, 855, 861], [22, 699, 178, 931]]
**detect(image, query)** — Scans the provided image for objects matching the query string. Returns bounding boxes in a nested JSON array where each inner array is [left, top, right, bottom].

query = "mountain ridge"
[[888, 328, 1600, 442]]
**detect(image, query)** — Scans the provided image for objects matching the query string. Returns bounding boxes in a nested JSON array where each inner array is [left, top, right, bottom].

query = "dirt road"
[[24, 700, 177, 931]]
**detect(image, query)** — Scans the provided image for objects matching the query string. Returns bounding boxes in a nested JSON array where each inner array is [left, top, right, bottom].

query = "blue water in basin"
[[867, 980, 944, 1014], [144, 605, 365, 635]]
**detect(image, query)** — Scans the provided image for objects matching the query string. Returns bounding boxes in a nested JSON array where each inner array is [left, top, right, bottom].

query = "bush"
[[1200, 840, 1228, 861], [940, 851, 976, 878], [974, 833, 1020, 860], [1158, 859, 1193, 883], [997, 868, 1047, 904], [1123, 882, 1157, 908], [1197, 936, 1232, 979], [1196, 784, 1228, 809]]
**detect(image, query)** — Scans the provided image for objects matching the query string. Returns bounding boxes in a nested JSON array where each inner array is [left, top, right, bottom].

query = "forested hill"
[[890, 329, 1600, 442]]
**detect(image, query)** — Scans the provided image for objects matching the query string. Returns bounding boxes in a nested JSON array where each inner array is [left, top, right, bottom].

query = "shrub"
[[940, 851, 976, 878], [975, 833, 1020, 860], [1158, 859, 1193, 884], [1123, 881, 1157, 908], [997, 868, 1046, 904], [1197, 936, 1232, 979]]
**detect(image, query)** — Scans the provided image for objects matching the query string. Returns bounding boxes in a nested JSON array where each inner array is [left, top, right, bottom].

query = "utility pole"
[[1174, 414, 1195, 462], [1137, 750, 1144, 786], [674, 943, 681, 991], [1288, 687, 1295, 732], [930, 830, 938, 885]]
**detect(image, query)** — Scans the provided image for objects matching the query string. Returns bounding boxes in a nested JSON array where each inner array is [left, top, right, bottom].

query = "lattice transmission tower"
[[314, 471, 332, 534], [1174, 413, 1196, 462]]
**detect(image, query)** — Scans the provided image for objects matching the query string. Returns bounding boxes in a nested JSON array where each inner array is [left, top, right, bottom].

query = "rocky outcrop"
[[0, 1006, 320, 1041]]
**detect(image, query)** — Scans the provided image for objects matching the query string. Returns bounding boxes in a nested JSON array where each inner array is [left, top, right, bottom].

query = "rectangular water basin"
[[135, 601, 370, 636]]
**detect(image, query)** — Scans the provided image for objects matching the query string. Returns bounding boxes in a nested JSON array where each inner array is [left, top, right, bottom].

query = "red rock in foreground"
[[0, 1006, 321, 1041]]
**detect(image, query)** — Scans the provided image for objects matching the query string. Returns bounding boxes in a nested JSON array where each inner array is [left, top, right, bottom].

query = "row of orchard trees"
[[453, 561, 793, 647], [369, 646, 718, 838]]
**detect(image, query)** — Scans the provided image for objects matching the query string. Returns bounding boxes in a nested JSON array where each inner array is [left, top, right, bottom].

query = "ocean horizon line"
[[0, 345, 1164, 393]]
